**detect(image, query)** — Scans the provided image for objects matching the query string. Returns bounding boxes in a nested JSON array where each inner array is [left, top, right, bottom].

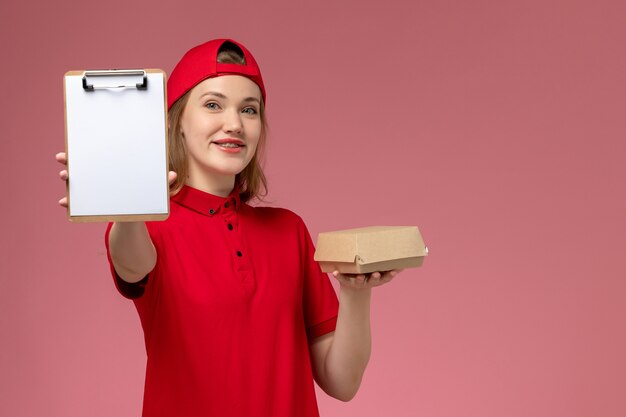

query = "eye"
[[205, 102, 221, 110], [242, 107, 258, 115]]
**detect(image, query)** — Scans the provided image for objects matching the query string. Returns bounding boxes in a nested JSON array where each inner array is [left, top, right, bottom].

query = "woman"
[[56, 38, 401, 417]]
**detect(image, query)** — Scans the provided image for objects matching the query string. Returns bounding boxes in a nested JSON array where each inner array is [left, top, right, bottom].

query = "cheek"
[[182, 121, 210, 145], [247, 120, 262, 143], [181, 111, 214, 135], [247, 141, 260, 157], [248, 133, 261, 155]]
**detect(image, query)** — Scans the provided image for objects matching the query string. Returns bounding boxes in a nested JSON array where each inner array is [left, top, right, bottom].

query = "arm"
[[108, 222, 157, 283], [55, 151, 176, 284], [310, 270, 400, 402], [311, 286, 372, 402]]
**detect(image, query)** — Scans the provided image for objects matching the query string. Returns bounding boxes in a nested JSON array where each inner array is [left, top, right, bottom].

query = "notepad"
[[63, 69, 169, 222]]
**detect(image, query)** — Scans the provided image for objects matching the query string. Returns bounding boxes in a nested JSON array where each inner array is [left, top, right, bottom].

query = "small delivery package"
[[314, 226, 428, 274]]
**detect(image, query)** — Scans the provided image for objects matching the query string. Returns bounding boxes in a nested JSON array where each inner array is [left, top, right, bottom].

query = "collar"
[[172, 184, 242, 217]]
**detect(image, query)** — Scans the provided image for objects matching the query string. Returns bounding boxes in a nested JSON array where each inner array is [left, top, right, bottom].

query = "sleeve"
[[298, 216, 340, 342], [104, 222, 155, 300]]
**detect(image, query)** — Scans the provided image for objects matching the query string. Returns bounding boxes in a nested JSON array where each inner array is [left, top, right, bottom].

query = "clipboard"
[[63, 69, 169, 222]]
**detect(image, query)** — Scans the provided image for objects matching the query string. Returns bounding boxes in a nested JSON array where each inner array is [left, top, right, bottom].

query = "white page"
[[65, 71, 168, 218]]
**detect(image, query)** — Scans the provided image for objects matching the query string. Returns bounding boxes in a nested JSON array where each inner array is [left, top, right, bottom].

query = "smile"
[[215, 142, 243, 148], [213, 142, 245, 153]]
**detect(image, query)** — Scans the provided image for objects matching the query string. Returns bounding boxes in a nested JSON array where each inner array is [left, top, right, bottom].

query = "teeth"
[[216, 143, 241, 148]]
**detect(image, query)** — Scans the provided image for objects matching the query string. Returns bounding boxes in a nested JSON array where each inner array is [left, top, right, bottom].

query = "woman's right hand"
[[55, 151, 178, 209]]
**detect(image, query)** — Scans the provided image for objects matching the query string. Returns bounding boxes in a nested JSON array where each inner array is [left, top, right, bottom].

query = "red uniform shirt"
[[104, 185, 339, 417]]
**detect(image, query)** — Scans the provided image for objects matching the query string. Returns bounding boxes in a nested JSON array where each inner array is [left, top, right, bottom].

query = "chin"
[[208, 162, 249, 177]]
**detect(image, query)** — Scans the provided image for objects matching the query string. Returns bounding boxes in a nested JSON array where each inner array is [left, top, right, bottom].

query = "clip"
[[82, 69, 147, 91]]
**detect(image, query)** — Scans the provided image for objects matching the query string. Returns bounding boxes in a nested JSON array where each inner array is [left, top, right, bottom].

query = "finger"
[[332, 270, 345, 283], [168, 171, 178, 185], [59, 197, 68, 208], [355, 274, 367, 286], [369, 271, 382, 285], [59, 170, 68, 181], [333, 270, 354, 287], [55, 152, 67, 165], [380, 270, 396, 283]]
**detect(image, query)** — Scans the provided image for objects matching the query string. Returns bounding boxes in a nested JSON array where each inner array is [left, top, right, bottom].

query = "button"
[[236, 251, 242, 257], [224, 202, 229, 208], [209, 208, 215, 215], [227, 223, 233, 231]]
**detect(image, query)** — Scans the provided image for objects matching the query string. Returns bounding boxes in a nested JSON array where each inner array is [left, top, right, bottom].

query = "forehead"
[[191, 75, 262, 101]]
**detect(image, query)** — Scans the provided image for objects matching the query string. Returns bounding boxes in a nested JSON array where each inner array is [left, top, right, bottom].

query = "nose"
[[222, 108, 243, 134]]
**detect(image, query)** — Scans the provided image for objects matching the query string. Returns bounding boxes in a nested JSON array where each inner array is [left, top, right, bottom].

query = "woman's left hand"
[[331, 269, 403, 290]]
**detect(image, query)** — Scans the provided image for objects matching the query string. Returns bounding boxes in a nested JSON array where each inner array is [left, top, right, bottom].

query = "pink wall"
[[2, 0, 625, 416]]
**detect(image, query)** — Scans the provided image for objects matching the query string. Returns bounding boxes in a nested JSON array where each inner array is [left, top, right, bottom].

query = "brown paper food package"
[[314, 226, 428, 274]]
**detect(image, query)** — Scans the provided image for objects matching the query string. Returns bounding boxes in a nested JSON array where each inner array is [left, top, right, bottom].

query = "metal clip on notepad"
[[82, 69, 148, 91]]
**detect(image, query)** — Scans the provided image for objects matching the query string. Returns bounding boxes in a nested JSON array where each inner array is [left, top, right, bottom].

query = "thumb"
[[168, 171, 178, 185]]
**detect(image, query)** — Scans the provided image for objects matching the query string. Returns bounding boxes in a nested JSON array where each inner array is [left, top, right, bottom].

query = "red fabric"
[[104, 185, 338, 417], [167, 38, 267, 109]]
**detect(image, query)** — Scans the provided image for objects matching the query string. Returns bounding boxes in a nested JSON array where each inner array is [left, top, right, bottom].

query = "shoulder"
[[245, 205, 311, 240], [247, 205, 305, 226]]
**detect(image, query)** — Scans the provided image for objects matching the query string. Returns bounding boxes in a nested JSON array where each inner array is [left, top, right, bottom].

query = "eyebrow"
[[200, 91, 260, 104]]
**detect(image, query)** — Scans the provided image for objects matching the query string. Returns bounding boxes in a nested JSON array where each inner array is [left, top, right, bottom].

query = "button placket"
[[223, 211, 238, 231], [222, 211, 249, 276]]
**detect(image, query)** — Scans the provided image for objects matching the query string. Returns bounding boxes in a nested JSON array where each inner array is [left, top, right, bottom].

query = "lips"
[[212, 138, 245, 146]]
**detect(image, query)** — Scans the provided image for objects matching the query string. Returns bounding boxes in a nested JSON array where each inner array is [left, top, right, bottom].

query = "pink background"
[[1, 0, 625, 416]]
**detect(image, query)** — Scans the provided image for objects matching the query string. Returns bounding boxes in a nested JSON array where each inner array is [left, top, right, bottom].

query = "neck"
[[186, 171, 236, 197]]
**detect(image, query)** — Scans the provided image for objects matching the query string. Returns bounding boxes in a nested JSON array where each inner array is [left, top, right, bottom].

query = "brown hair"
[[167, 45, 269, 203]]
